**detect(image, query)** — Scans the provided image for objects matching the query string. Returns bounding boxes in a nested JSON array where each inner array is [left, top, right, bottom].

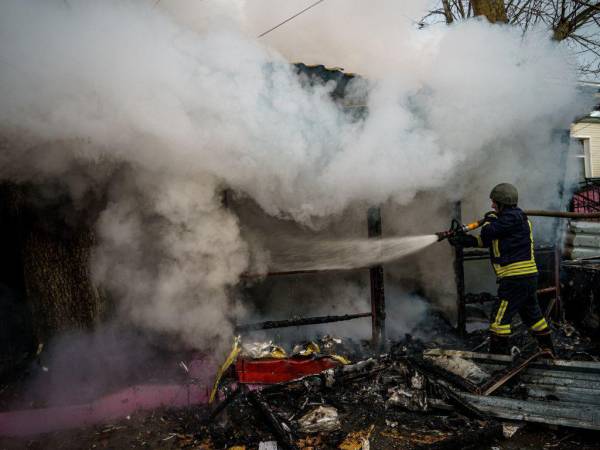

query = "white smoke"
[[0, 0, 584, 348]]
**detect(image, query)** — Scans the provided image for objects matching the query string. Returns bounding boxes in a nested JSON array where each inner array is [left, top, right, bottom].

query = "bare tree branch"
[[421, 1, 600, 76], [442, 0, 455, 23]]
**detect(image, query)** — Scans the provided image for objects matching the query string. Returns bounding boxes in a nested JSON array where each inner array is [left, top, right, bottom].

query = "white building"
[[571, 82, 600, 179]]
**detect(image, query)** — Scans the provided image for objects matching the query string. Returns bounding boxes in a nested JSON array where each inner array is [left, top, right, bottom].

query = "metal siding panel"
[[459, 393, 600, 430], [571, 221, 600, 234], [570, 221, 600, 258]]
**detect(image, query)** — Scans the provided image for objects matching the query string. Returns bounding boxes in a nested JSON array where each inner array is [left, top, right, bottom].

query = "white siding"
[[571, 122, 600, 178]]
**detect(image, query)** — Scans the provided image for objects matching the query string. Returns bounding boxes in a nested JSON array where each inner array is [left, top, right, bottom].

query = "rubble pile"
[[197, 325, 600, 449], [3, 320, 600, 449], [198, 337, 504, 449]]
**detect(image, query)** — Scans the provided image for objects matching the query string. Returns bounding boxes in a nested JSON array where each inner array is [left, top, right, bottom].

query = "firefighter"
[[449, 183, 555, 356]]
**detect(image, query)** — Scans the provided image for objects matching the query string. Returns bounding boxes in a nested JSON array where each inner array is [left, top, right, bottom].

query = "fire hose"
[[436, 218, 484, 242], [436, 209, 600, 242]]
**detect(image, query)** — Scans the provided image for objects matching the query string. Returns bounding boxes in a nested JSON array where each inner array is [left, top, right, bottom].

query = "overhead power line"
[[258, 0, 326, 38]]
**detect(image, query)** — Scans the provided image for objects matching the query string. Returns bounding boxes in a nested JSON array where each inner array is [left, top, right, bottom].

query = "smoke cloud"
[[0, 0, 584, 350]]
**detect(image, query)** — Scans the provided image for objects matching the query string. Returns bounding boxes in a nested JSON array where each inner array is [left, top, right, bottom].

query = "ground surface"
[[1, 315, 600, 449], [1, 406, 599, 450]]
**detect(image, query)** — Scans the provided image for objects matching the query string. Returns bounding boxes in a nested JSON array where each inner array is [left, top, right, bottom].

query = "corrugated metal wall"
[[567, 220, 600, 259]]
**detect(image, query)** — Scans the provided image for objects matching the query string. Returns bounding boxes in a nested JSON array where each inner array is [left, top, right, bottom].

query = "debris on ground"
[[502, 422, 524, 439], [3, 320, 600, 449], [297, 406, 341, 433]]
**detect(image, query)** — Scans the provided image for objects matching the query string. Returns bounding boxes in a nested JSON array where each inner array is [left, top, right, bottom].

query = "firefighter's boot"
[[533, 329, 556, 357], [488, 333, 511, 355]]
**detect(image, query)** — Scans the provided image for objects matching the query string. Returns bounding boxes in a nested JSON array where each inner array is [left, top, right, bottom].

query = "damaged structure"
[[1, 32, 600, 450]]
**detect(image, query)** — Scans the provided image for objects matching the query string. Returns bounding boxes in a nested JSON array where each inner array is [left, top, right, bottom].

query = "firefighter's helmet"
[[490, 183, 518, 206]]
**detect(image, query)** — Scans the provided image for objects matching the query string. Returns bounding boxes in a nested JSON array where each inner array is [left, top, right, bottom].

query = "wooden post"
[[368, 207, 385, 351], [453, 201, 467, 337], [554, 245, 563, 323]]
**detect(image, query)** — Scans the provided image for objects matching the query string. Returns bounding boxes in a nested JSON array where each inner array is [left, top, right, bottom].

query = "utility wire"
[[258, 0, 326, 38]]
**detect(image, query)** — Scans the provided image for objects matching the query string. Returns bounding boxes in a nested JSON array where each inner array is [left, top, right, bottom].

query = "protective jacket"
[[476, 207, 538, 279]]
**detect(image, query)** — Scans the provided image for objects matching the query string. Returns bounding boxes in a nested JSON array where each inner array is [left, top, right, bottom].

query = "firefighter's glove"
[[483, 211, 498, 223], [448, 234, 478, 248]]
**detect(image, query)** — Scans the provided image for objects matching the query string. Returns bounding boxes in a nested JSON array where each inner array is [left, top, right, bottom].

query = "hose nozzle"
[[436, 218, 484, 242], [436, 230, 453, 241], [461, 220, 483, 233]]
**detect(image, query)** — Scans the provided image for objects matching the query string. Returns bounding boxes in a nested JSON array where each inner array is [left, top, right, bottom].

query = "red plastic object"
[[235, 357, 339, 384]]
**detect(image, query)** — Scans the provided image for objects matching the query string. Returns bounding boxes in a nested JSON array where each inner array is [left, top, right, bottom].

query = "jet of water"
[[268, 234, 439, 272]]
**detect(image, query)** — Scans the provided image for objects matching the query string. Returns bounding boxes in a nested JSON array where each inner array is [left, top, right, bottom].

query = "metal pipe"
[[525, 210, 600, 219], [235, 312, 372, 332]]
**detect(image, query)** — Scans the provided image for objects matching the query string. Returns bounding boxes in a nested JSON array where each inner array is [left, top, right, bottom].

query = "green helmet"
[[490, 183, 518, 206]]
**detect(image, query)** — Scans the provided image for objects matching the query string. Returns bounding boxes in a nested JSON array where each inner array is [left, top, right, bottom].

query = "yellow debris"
[[209, 336, 241, 404], [268, 345, 288, 359], [339, 424, 375, 450], [329, 354, 351, 365], [296, 341, 321, 356]]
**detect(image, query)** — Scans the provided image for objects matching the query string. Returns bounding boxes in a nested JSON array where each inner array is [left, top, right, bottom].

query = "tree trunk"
[[0, 184, 33, 376], [552, 19, 572, 41], [3, 183, 106, 347], [442, 0, 454, 24], [22, 221, 103, 343], [470, 0, 508, 23]]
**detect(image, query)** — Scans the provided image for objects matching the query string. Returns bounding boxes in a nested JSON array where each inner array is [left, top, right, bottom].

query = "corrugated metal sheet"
[[425, 349, 600, 430], [567, 220, 600, 259]]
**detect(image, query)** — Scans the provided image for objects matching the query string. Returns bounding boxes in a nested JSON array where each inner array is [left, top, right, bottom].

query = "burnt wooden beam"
[[235, 312, 372, 333], [368, 207, 385, 351], [240, 267, 364, 278], [247, 390, 296, 450], [553, 245, 563, 322], [453, 201, 467, 337], [409, 356, 480, 394]]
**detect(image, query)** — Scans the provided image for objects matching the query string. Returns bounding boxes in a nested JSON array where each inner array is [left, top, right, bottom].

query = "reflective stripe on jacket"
[[476, 207, 538, 279]]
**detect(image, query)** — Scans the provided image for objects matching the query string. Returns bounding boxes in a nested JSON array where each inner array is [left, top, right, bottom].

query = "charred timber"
[[537, 286, 557, 295], [235, 312, 372, 332], [202, 386, 242, 425], [453, 202, 467, 337], [406, 357, 487, 419], [247, 390, 296, 450], [409, 356, 480, 394], [368, 206, 386, 350], [239, 267, 364, 278]]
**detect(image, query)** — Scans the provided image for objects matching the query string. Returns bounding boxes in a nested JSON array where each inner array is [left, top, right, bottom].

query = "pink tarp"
[[0, 383, 210, 437], [0, 357, 217, 437]]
